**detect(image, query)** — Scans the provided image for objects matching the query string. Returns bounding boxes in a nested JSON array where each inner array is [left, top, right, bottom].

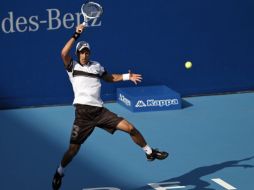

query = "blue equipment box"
[[117, 85, 182, 112]]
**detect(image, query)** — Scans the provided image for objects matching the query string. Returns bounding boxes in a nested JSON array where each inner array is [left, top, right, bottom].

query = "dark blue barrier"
[[1, 0, 254, 109]]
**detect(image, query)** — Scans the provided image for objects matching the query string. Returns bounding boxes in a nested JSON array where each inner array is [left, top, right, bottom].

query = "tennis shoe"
[[52, 170, 64, 190], [146, 149, 169, 161]]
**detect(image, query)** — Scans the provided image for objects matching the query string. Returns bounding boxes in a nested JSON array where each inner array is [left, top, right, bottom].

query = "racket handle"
[[82, 21, 87, 27], [78, 22, 87, 32]]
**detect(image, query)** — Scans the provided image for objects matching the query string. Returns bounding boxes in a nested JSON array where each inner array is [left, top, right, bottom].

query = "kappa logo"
[[147, 99, 179, 107], [135, 99, 179, 108], [135, 100, 147, 107], [118, 94, 131, 106]]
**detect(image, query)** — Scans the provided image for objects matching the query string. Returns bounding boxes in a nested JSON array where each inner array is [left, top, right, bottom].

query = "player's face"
[[78, 49, 90, 65]]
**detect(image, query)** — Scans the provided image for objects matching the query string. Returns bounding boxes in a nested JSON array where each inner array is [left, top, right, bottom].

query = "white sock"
[[142, 145, 152, 155], [57, 164, 64, 175]]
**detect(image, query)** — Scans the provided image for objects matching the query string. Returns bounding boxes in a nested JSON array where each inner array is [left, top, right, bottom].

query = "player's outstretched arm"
[[61, 24, 85, 67], [102, 70, 142, 85]]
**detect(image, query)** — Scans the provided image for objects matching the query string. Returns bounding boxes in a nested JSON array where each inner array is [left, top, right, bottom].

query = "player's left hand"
[[129, 70, 142, 85]]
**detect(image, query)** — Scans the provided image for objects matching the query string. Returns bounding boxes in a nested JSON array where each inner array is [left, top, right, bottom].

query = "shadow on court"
[[135, 156, 254, 190], [182, 99, 193, 109], [0, 109, 129, 190], [0, 111, 62, 189]]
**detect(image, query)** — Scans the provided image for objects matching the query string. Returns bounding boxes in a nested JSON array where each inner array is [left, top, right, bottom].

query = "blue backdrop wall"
[[1, 0, 254, 109]]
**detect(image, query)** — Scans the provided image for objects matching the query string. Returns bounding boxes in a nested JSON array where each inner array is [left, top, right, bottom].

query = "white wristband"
[[122, 73, 130, 81]]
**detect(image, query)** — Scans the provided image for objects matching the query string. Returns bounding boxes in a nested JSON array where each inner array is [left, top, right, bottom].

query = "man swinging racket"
[[52, 24, 168, 190]]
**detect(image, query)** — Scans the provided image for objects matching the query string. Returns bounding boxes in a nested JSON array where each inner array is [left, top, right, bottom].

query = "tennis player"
[[52, 24, 168, 189]]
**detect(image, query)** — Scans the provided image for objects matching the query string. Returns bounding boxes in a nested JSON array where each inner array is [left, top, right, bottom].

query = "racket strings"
[[82, 4, 102, 17]]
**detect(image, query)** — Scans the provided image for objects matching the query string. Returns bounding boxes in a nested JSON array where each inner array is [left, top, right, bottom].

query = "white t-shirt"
[[66, 60, 106, 107]]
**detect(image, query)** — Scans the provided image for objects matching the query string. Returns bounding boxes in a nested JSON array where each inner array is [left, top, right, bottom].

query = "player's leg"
[[52, 124, 94, 189], [116, 119, 147, 147], [96, 107, 168, 161], [61, 143, 81, 167], [52, 143, 81, 190], [52, 105, 96, 189], [116, 119, 169, 161]]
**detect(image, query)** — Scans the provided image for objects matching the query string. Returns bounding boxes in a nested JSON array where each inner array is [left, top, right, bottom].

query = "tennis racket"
[[80, 1, 103, 27]]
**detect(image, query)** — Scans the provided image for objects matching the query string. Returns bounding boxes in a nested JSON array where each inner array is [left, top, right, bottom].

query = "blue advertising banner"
[[117, 85, 182, 112], [1, 0, 254, 108]]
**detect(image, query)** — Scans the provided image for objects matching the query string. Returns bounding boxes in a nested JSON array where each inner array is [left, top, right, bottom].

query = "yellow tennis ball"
[[185, 61, 192, 69]]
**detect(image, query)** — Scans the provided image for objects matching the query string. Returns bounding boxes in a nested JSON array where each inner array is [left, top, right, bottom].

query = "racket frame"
[[81, 1, 103, 26]]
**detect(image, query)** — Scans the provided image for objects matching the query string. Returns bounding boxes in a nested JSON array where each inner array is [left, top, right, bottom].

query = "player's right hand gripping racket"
[[80, 1, 103, 27]]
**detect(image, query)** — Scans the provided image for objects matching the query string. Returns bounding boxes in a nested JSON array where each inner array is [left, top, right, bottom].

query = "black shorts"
[[70, 104, 124, 144]]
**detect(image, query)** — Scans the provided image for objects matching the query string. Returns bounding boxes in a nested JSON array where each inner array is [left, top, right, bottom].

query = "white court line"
[[148, 182, 186, 189], [211, 178, 237, 190]]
